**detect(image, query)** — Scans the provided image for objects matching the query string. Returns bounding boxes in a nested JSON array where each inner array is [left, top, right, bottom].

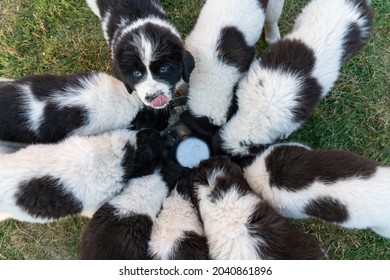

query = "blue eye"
[[133, 70, 142, 77], [159, 65, 169, 73]]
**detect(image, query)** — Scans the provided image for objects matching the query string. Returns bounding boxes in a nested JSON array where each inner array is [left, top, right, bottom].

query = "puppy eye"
[[159, 65, 170, 73], [133, 70, 142, 77]]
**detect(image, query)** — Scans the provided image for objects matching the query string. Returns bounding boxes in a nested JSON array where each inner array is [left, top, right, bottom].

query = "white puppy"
[[243, 143, 390, 239], [219, 0, 373, 156], [0, 128, 163, 223]]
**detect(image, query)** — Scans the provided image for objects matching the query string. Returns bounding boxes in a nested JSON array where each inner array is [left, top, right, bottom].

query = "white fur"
[[0, 129, 138, 223], [243, 144, 390, 238], [220, 0, 372, 155], [148, 188, 204, 259], [52, 73, 143, 136], [221, 61, 305, 154], [109, 172, 168, 219], [288, 0, 371, 96], [194, 169, 266, 259], [264, 0, 285, 44], [185, 0, 270, 126]]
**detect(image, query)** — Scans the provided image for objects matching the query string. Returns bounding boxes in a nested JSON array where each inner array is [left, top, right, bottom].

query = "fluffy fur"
[[0, 72, 171, 144], [191, 156, 327, 259], [79, 171, 169, 259], [86, 0, 195, 108], [148, 172, 209, 260], [243, 143, 390, 239], [0, 128, 163, 223], [219, 0, 373, 156], [180, 0, 284, 138]]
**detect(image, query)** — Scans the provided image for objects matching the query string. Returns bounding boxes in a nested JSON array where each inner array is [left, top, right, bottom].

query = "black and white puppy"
[[80, 161, 209, 260], [243, 143, 390, 239], [191, 156, 327, 259], [0, 128, 163, 223], [0, 72, 171, 144], [86, 0, 195, 108], [79, 171, 169, 260], [219, 0, 373, 156], [180, 0, 284, 141], [148, 171, 209, 260]]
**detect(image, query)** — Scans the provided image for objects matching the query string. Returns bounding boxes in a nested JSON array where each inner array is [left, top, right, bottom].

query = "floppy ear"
[[182, 49, 195, 83]]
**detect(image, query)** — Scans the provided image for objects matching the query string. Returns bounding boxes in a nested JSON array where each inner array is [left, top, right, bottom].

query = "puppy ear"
[[182, 49, 195, 83]]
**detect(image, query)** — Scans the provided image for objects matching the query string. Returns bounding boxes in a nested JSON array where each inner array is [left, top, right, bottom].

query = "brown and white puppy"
[[191, 156, 327, 259], [243, 143, 390, 239]]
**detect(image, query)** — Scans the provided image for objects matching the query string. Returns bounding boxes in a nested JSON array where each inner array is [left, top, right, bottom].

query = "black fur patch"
[[173, 231, 209, 260], [260, 38, 315, 74], [341, 11, 372, 65], [191, 156, 251, 206], [0, 74, 90, 144], [258, 0, 269, 10], [97, 0, 168, 46], [266, 145, 378, 192], [259, 38, 322, 123], [304, 196, 349, 223], [217, 26, 256, 73], [248, 201, 327, 259], [15, 176, 83, 220], [0, 83, 37, 143], [132, 129, 164, 177], [121, 141, 137, 183], [180, 110, 220, 143], [80, 204, 153, 260], [131, 107, 170, 131], [38, 103, 88, 143]]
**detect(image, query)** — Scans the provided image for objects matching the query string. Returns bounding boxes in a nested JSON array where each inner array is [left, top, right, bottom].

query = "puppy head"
[[112, 23, 194, 109]]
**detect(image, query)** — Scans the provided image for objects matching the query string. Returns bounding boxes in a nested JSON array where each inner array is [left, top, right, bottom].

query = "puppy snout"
[[145, 91, 164, 102]]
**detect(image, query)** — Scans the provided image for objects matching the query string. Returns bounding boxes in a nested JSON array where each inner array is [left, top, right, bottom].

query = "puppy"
[[191, 156, 327, 259], [0, 72, 167, 144], [148, 171, 209, 260], [0, 128, 163, 223], [86, 0, 195, 108], [243, 143, 390, 239], [219, 0, 373, 156], [79, 171, 169, 260], [180, 0, 284, 140]]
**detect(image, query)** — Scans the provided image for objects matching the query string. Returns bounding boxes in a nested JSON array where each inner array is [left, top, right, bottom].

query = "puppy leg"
[[264, 0, 285, 44]]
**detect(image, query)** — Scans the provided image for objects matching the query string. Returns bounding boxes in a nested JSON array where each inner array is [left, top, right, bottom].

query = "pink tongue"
[[151, 94, 169, 108]]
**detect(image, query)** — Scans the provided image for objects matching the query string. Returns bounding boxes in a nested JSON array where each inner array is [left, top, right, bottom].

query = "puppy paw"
[[133, 129, 163, 174], [264, 24, 281, 45]]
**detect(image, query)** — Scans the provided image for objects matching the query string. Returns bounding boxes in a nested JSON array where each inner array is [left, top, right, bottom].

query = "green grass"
[[0, 0, 389, 260]]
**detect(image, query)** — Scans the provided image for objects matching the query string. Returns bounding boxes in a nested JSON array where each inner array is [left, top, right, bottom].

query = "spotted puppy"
[[79, 171, 169, 260], [219, 0, 373, 156], [86, 0, 194, 109], [0, 128, 163, 223], [0, 72, 169, 144], [243, 143, 390, 239], [148, 171, 209, 260], [191, 156, 327, 259], [180, 0, 284, 141]]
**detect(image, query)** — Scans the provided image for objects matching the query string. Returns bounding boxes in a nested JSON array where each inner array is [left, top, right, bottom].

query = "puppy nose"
[[145, 92, 163, 102]]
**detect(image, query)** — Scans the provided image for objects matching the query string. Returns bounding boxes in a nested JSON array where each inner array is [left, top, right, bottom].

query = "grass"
[[0, 0, 389, 260]]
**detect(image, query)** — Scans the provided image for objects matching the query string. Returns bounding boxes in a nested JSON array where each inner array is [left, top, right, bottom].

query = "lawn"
[[0, 0, 389, 260]]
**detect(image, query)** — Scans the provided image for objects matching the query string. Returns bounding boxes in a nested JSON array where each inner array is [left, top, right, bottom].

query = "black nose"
[[145, 92, 163, 102]]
